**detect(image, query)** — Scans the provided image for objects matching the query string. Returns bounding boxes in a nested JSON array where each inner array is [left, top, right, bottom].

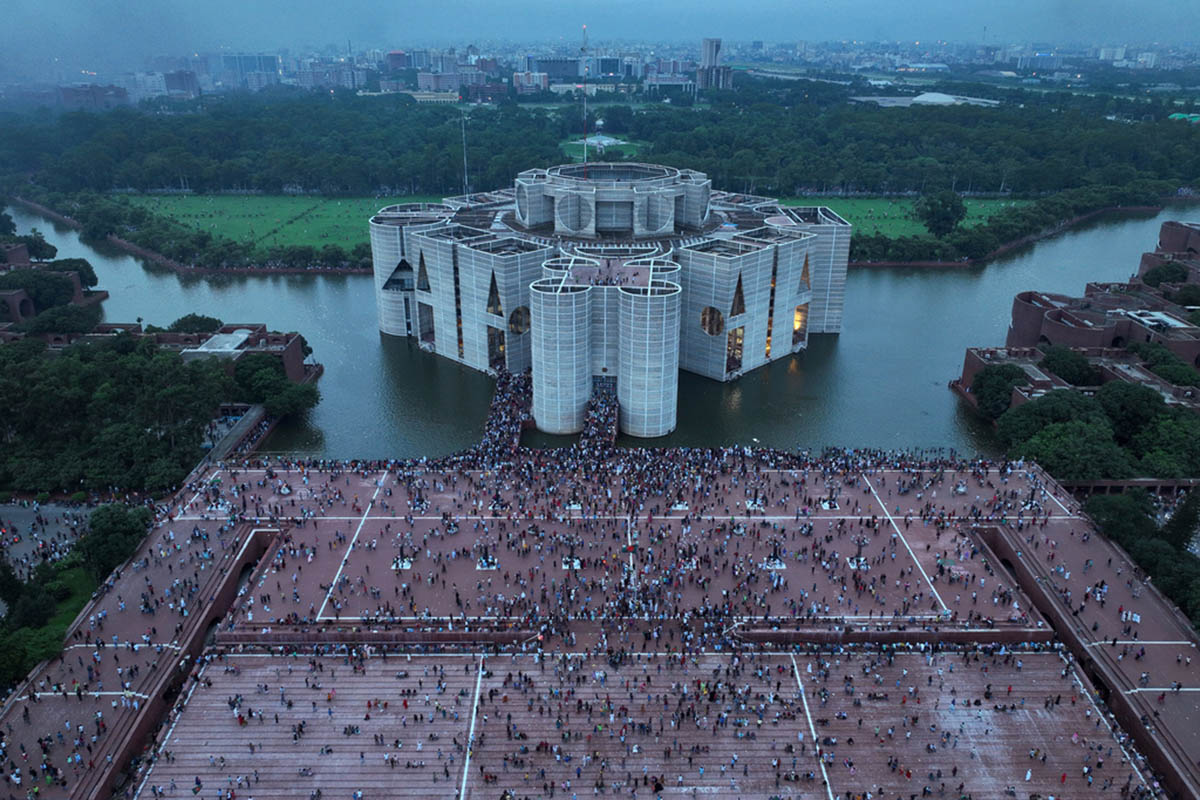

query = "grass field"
[[124, 193, 1028, 250], [127, 195, 443, 251], [46, 566, 95, 632], [779, 196, 1029, 237]]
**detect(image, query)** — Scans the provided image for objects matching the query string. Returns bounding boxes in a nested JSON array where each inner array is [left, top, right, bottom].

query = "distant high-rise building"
[[512, 71, 550, 93], [697, 37, 732, 90], [532, 57, 581, 82], [163, 71, 201, 98]]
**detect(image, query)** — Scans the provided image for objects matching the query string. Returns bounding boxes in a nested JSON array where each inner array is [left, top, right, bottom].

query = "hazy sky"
[[4, 0, 1198, 77]]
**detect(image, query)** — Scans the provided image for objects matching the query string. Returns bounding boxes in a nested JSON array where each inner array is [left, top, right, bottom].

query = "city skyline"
[[5, 0, 1200, 78]]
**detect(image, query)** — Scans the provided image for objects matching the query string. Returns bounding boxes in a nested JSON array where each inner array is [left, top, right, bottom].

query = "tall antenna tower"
[[580, 24, 589, 172], [460, 112, 469, 196]]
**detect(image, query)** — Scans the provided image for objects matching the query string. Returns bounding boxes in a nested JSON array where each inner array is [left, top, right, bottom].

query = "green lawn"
[[127, 194, 443, 251], [778, 196, 1029, 237], [46, 566, 95, 632], [123, 193, 1028, 250]]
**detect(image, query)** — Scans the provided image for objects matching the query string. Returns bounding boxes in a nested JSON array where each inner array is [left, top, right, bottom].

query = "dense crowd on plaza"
[[0, 373, 1189, 800], [0, 503, 88, 581]]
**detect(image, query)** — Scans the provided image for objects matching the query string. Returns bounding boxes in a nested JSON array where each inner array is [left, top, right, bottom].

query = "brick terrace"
[[217, 466, 1051, 636], [1, 453, 1195, 800]]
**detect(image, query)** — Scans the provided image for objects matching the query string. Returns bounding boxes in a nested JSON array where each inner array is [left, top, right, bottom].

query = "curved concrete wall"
[[531, 279, 592, 434], [618, 280, 681, 438], [1007, 291, 1052, 348], [369, 219, 408, 336]]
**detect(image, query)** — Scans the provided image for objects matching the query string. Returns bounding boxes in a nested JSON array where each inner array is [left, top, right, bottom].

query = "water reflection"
[[7, 201, 1190, 459]]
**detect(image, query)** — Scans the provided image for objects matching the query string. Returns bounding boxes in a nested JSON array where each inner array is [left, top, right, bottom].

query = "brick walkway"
[[0, 453, 1193, 800]]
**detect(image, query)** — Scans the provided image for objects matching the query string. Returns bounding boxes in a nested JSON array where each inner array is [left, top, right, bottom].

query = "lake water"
[[7, 202, 1189, 459]]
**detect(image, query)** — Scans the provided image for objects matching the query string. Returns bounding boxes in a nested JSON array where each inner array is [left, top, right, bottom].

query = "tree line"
[[969, 349, 1200, 628], [2, 85, 1198, 199], [1, 86, 1197, 267], [0, 504, 151, 688], [0, 322, 318, 494]]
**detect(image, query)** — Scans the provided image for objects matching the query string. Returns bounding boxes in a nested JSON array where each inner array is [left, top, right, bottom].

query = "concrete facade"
[[369, 164, 851, 438]]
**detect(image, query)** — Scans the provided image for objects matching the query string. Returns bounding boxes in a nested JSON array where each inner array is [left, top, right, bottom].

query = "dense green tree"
[[914, 191, 968, 238], [1143, 261, 1188, 287], [20, 230, 57, 261], [167, 313, 223, 333], [18, 303, 101, 334], [1085, 489, 1200, 628], [0, 334, 238, 493], [44, 258, 98, 289], [970, 363, 1028, 419], [0, 561, 23, 607], [996, 389, 1106, 447], [0, 211, 14, 237], [7, 585, 53, 629], [1133, 413, 1200, 471], [77, 504, 153, 580], [1096, 381, 1166, 446], [1012, 419, 1135, 480], [1038, 346, 1101, 386], [1162, 491, 1200, 551], [0, 269, 74, 310], [1085, 489, 1157, 548], [1171, 284, 1200, 306], [264, 382, 320, 418]]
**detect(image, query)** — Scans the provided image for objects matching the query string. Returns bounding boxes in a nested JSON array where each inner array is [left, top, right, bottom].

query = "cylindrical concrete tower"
[[618, 279, 682, 438], [369, 215, 407, 336], [530, 278, 592, 434], [369, 204, 453, 336]]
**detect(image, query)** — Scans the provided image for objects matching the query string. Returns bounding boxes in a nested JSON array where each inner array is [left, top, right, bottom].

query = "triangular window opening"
[[417, 252, 431, 291], [486, 272, 503, 316], [730, 273, 746, 317], [800, 255, 811, 291]]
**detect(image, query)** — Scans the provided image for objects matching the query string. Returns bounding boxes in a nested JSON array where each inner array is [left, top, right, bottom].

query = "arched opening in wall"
[[509, 306, 530, 335], [1111, 336, 1125, 348], [792, 304, 808, 346], [700, 306, 724, 336], [1037, 335, 1051, 348], [800, 254, 811, 291], [18, 298, 34, 319]]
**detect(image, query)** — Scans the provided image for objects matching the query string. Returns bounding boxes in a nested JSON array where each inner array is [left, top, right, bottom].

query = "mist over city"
[[1, 2, 1200, 800], [4, 0, 1200, 79]]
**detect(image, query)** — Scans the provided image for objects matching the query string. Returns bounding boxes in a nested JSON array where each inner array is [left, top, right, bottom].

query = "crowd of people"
[[0, 503, 88, 582], [0, 374, 1186, 800]]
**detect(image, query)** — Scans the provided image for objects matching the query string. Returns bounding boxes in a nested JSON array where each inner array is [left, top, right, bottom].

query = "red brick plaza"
[[1, 431, 1196, 799]]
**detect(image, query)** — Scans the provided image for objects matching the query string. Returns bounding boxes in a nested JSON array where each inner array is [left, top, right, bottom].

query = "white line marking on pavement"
[[317, 473, 390, 620], [459, 653, 486, 800], [863, 475, 947, 613]]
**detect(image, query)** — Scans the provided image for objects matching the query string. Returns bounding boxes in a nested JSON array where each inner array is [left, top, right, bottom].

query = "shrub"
[[970, 364, 1029, 419]]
